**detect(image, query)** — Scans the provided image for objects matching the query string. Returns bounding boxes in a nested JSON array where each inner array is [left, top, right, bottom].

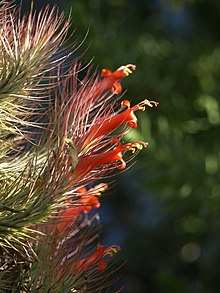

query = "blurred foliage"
[[22, 0, 220, 292]]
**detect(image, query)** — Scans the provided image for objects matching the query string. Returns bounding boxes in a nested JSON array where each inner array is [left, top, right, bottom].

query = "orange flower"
[[57, 244, 120, 281], [83, 99, 158, 150], [77, 244, 120, 273], [57, 184, 108, 231], [73, 140, 148, 180], [97, 64, 136, 95]]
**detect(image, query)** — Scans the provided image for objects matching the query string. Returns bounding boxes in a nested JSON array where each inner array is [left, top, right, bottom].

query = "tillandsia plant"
[[0, 1, 158, 292]]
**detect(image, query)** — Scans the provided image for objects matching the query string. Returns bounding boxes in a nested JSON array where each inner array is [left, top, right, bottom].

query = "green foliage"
[[0, 2, 80, 291]]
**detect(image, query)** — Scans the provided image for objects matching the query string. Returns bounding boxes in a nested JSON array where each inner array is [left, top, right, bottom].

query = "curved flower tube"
[[57, 244, 121, 281], [57, 183, 108, 231], [83, 99, 158, 151], [73, 140, 148, 180], [100, 64, 136, 94], [77, 244, 121, 273]]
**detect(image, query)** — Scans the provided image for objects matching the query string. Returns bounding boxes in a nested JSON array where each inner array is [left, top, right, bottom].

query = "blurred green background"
[[21, 0, 220, 292]]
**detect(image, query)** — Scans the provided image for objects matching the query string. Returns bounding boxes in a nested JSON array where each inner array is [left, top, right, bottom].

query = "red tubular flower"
[[57, 244, 120, 281], [57, 183, 108, 231], [73, 140, 148, 180], [97, 64, 136, 95], [83, 99, 158, 150], [77, 244, 120, 273]]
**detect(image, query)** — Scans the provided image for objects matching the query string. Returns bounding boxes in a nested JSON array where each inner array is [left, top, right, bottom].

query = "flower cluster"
[[0, 2, 158, 292], [50, 63, 158, 285]]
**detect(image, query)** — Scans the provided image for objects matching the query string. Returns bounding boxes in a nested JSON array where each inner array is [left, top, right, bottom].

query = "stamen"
[[116, 64, 136, 76]]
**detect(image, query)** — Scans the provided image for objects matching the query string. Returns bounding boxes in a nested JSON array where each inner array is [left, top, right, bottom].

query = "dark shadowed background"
[[18, 1, 220, 292]]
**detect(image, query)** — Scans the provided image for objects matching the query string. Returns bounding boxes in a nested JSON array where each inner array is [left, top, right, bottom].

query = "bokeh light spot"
[[181, 242, 201, 263]]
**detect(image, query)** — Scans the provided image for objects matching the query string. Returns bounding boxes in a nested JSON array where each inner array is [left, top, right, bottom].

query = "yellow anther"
[[107, 246, 120, 256], [144, 99, 154, 108], [124, 68, 133, 76], [137, 144, 143, 150], [117, 64, 136, 76], [130, 147, 135, 153]]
